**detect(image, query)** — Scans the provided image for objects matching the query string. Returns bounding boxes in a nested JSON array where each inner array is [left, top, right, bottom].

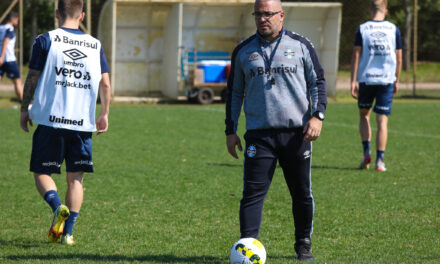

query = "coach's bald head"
[[254, 0, 285, 41], [254, 0, 282, 10]]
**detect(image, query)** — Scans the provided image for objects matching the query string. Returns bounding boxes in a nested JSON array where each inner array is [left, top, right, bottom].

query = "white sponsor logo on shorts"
[[74, 160, 93, 165], [42, 161, 61, 167], [376, 105, 390, 111]]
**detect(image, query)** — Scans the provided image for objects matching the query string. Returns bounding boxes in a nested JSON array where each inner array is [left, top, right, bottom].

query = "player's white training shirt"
[[29, 28, 105, 132], [355, 20, 402, 85], [0, 24, 17, 62]]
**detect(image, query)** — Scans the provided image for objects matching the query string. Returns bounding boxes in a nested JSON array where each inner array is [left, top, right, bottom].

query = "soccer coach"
[[225, 0, 327, 260]]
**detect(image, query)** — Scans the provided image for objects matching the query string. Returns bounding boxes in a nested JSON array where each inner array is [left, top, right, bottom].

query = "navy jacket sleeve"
[[225, 42, 245, 135], [302, 40, 327, 115]]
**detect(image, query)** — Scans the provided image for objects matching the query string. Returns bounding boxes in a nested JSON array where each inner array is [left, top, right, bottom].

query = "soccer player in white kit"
[[20, 0, 111, 245], [0, 12, 23, 101], [350, 0, 402, 171]]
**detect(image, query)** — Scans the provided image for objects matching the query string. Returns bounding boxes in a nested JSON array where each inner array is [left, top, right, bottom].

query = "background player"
[[0, 11, 22, 101], [20, 0, 111, 245], [350, 0, 402, 171], [225, 0, 327, 260]]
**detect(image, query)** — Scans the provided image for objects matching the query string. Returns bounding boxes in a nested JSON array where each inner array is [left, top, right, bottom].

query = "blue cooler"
[[198, 60, 230, 83]]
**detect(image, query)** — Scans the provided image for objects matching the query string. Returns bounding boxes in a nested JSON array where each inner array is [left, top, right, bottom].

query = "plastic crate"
[[197, 60, 230, 83]]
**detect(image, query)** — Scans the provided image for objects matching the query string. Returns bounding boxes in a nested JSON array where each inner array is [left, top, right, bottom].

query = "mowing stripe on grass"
[[191, 107, 440, 140], [325, 121, 440, 139]]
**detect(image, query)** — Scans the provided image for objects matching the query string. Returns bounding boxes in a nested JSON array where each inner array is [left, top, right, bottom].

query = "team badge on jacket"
[[284, 48, 295, 59], [247, 145, 257, 158]]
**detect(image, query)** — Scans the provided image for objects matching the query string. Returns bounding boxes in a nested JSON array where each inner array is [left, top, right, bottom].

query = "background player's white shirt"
[[357, 21, 398, 85], [0, 24, 17, 62], [30, 28, 102, 132]]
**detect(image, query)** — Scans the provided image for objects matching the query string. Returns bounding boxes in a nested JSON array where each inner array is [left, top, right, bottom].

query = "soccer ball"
[[230, 238, 266, 264]]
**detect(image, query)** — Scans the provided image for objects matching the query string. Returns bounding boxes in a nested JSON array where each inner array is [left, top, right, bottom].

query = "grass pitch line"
[[325, 121, 440, 139], [198, 107, 226, 113]]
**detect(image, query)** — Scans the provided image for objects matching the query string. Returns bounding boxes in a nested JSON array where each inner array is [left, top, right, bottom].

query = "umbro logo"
[[248, 53, 259, 62], [63, 48, 87, 61], [370, 31, 386, 39], [303, 150, 311, 159]]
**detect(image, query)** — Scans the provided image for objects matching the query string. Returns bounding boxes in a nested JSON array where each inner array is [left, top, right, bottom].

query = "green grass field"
[[0, 100, 439, 263]]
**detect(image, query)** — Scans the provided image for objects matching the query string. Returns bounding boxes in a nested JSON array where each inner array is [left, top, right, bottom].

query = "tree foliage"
[[1, 0, 439, 65], [0, 0, 107, 62], [284, 0, 440, 64]]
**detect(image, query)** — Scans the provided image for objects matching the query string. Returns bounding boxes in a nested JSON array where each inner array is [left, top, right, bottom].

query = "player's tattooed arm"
[[21, 69, 41, 112]]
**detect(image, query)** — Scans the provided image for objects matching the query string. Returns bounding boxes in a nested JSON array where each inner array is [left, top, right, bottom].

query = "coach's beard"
[[258, 26, 282, 40]]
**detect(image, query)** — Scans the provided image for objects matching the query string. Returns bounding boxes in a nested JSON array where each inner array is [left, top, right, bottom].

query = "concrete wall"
[[98, 0, 342, 97]]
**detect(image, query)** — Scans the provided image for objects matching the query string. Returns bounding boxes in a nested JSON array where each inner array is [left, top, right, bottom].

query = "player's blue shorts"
[[358, 83, 394, 115], [0, 61, 20, 79], [30, 125, 94, 174]]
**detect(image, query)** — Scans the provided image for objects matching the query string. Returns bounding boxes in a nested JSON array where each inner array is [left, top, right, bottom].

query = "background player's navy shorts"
[[30, 125, 94, 174], [358, 82, 394, 115], [0, 61, 20, 79]]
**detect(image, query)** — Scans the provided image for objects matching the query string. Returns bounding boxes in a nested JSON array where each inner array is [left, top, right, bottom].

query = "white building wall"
[[98, 0, 342, 97]]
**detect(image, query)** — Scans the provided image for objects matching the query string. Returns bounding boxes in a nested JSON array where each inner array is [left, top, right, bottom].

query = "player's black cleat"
[[295, 238, 314, 261]]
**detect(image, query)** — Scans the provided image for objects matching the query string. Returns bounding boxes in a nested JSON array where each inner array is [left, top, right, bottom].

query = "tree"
[[403, 0, 411, 71]]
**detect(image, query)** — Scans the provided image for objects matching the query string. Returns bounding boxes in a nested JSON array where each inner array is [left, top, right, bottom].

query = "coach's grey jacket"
[[225, 29, 327, 134]]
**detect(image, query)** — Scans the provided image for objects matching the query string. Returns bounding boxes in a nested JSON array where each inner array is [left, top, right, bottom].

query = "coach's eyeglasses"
[[252, 11, 281, 19]]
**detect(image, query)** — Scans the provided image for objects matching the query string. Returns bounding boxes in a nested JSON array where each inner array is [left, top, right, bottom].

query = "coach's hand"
[[96, 114, 108, 135], [351, 81, 358, 99], [20, 111, 33, 132], [303, 117, 322, 142], [227, 134, 242, 159], [394, 81, 399, 94]]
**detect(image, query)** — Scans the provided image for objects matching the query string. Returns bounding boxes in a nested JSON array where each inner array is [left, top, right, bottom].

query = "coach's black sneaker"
[[294, 238, 314, 261]]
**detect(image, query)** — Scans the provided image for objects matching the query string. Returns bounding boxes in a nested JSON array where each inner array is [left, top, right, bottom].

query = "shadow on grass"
[[6, 253, 226, 263], [207, 162, 242, 167], [209, 163, 360, 171], [0, 239, 46, 249], [157, 100, 225, 105], [312, 165, 359, 171], [9, 97, 21, 103], [5, 253, 298, 263], [399, 94, 440, 100]]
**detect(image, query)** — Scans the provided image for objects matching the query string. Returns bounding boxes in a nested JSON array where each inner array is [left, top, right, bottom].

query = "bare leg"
[[13, 78, 23, 101], [376, 114, 388, 152], [359, 108, 372, 142], [65, 172, 84, 212], [34, 174, 57, 197]]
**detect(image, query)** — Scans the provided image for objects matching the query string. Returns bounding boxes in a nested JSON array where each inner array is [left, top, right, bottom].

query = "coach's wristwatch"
[[313, 111, 325, 121]]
